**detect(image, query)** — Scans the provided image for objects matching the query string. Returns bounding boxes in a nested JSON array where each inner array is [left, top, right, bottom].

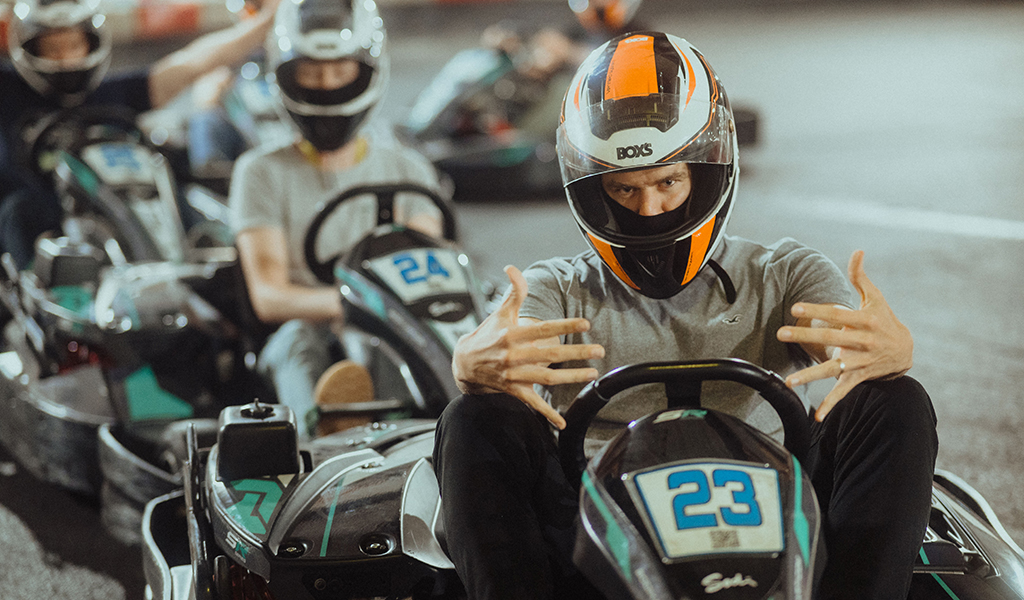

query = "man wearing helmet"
[[433, 32, 937, 599], [228, 0, 443, 440], [0, 0, 283, 268]]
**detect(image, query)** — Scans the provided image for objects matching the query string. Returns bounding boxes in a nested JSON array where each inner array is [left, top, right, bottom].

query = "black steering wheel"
[[558, 358, 811, 490], [302, 183, 457, 285], [22, 104, 142, 180]]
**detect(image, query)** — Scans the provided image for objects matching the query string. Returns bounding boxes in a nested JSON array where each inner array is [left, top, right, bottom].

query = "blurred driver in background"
[[229, 0, 444, 441], [513, 0, 645, 81], [0, 0, 283, 269]]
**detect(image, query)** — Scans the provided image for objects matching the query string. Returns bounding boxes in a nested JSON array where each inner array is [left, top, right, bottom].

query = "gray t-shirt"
[[519, 235, 856, 438], [229, 132, 442, 286]]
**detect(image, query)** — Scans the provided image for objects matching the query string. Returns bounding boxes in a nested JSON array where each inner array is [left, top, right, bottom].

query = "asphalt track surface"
[[2, 0, 1024, 597]]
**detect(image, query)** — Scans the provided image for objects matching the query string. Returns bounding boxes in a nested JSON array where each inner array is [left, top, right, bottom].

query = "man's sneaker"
[[314, 360, 375, 436]]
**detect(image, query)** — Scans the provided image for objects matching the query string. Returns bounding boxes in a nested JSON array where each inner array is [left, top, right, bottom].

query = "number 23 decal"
[[669, 468, 762, 530]]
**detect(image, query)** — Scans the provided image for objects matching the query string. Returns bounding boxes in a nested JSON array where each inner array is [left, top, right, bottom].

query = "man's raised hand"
[[452, 265, 605, 429], [776, 250, 913, 421]]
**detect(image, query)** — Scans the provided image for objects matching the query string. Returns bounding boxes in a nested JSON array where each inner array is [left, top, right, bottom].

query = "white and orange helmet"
[[557, 31, 737, 299]]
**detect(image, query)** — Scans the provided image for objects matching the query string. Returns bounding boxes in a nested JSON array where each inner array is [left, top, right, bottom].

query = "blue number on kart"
[[714, 469, 762, 527], [426, 252, 450, 278], [669, 470, 717, 529], [393, 254, 427, 284], [100, 143, 142, 170], [368, 249, 467, 303], [394, 251, 452, 284], [630, 462, 783, 560], [669, 468, 762, 530]]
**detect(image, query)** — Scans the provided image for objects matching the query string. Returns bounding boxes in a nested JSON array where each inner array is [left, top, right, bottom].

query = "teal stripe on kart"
[[582, 471, 631, 581], [125, 365, 193, 420], [321, 474, 348, 557], [919, 548, 962, 600], [228, 479, 284, 536], [792, 458, 811, 565]]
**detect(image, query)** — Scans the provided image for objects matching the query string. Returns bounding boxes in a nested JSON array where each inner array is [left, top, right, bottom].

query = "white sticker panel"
[[81, 143, 155, 185], [629, 462, 784, 561], [366, 248, 469, 304]]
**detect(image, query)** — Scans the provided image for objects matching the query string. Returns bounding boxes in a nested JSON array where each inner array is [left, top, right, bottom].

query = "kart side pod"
[[216, 401, 300, 481]]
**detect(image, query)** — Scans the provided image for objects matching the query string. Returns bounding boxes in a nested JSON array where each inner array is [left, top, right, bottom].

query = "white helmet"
[[557, 31, 737, 299], [266, 0, 388, 151], [7, 0, 112, 106]]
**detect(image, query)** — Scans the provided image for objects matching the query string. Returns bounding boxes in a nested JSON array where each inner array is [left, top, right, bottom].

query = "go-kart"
[[299, 181, 485, 418], [114, 180, 482, 545], [140, 358, 1024, 599], [397, 44, 568, 202], [0, 103, 258, 541]]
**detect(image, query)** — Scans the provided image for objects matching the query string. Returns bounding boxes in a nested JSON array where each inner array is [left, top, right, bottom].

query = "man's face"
[[600, 163, 692, 216], [36, 27, 90, 61], [294, 59, 361, 91]]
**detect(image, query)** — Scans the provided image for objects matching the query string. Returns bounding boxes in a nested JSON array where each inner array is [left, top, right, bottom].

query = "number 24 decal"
[[393, 251, 450, 284], [669, 468, 762, 530]]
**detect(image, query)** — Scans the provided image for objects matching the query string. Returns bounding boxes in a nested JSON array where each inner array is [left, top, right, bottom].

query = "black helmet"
[[267, 0, 388, 152], [7, 0, 112, 106], [556, 31, 737, 299]]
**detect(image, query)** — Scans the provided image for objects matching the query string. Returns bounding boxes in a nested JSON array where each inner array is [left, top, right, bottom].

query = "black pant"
[[432, 377, 938, 600]]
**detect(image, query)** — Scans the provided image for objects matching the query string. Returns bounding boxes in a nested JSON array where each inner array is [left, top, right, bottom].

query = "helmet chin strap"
[[603, 196, 735, 302], [706, 258, 737, 304]]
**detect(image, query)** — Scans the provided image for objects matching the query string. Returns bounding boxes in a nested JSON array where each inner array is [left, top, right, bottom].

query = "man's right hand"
[[452, 265, 605, 429]]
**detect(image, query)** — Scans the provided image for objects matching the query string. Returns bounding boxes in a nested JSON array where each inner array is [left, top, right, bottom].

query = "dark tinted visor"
[[568, 162, 731, 248], [277, 60, 374, 106]]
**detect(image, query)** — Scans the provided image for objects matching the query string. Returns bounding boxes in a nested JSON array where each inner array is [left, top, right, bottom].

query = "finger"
[[847, 250, 882, 307], [813, 376, 860, 422], [791, 303, 867, 328], [508, 317, 593, 343], [507, 342, 605, 366], [784, 358, 846, 388], [510, 383, 567, 429], [496, 265, 528, 319], [777, 325, 871, 350], [506, 364, 601, 387]]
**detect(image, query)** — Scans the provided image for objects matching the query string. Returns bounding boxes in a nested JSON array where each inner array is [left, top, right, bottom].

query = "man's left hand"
[[776, 250, 913, 421]]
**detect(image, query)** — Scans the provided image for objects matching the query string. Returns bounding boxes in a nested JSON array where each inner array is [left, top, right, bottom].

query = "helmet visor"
[[277, 59, 375, 110], [565, 161, 732, 250], [557, 92, 733, 185]]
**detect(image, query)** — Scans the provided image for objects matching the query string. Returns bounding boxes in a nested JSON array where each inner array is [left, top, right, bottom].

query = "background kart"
[[97, 177, 488, 545], [0, 103, 263, 540], [142, 359, 1024, 600], [117, 178, 486, 539], [397, 37, 760, 203], [0, 101, 484, 547]]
